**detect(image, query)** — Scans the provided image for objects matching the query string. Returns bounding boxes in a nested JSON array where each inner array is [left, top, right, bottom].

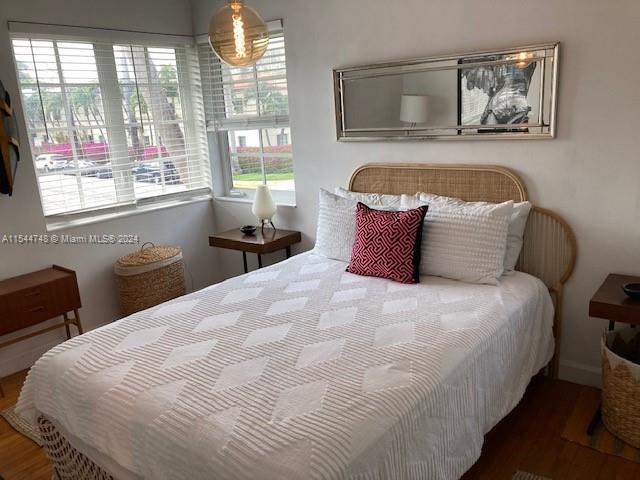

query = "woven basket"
[[115, 243, 185, 316], [601, 328, 640, 448]]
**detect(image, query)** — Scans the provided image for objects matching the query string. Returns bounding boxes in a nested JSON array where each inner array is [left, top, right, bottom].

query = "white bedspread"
[[17, 252, 554, 480]]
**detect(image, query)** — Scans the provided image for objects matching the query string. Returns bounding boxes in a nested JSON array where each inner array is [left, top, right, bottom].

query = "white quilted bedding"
[[16, 252, 554, 480]]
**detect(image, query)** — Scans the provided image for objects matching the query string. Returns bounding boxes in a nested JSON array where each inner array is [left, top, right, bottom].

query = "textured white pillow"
[[417, 193, 532, 272], [503, 202, 532, 272], [402, 194, 513, 285], [315, 189, 402, 262], [314, 189, 359, 262], [334, 187, 403, 208]]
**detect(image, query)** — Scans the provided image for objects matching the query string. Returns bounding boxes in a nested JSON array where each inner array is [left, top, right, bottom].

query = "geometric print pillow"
[[347, 202, 428, 284]]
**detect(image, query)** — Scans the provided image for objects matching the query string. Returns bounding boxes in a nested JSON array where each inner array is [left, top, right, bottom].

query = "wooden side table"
[[586, 273, 640, 434], [209, 228, 302, 273], [0, 265, 83, 397]]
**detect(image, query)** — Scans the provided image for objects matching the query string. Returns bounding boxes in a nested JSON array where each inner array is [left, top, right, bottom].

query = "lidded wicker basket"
[[601, 328, 640, 448], [115, 242, 186, 315]]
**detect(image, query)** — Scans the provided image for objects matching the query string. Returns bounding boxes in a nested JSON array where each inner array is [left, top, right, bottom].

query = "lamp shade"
[[209, 0, 269, 67], [400, 94, 429, 124], [252, 184, 276, 222]]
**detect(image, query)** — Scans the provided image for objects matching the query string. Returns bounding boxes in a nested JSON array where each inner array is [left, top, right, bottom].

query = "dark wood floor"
[[1, 371, 639, 480]]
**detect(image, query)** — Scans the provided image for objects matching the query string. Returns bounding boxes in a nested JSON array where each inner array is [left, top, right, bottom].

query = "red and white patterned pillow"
[[347, 202, 428, 284]]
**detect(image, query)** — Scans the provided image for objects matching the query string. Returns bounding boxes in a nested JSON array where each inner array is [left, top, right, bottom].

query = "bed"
[[16, 164, 576, 480]]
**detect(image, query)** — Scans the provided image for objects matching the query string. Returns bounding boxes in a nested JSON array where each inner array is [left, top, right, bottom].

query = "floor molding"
[[558, 360, 601, 387], [1, 339, 61, 377]]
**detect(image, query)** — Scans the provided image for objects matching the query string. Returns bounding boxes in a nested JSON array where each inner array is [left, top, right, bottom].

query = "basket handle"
[[141, 242, 155, 251]]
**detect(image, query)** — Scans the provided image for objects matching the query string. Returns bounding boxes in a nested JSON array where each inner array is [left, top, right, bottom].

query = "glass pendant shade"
[[208, 0, 269, 67]]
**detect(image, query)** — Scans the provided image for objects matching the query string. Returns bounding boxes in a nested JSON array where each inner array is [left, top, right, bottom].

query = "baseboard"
[[558, 360, 602, 387], [0, 339, 63, 377]]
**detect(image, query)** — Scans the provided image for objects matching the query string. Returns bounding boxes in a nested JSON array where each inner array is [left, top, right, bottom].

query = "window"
[[198, 21, 294, 202], [11, 26, 210, 222]]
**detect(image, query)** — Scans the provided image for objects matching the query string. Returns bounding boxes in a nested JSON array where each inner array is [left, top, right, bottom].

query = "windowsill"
[[46, 193, 213, 231], [214, 196, 297, 208]]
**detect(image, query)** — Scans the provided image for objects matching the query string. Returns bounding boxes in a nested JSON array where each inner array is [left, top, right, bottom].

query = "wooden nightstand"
[[0, 265, 83, 397], [589, 274, 640, 329], [586, 273, 640, 434], [209, 228, 302, 273]]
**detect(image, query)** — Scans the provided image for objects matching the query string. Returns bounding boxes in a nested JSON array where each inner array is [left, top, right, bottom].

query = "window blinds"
[[197, 20, 290, 131], [196, 20, 295, 196], [10, 26, 210, 217]]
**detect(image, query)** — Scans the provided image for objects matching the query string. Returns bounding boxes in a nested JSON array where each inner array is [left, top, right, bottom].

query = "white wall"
[[192, 0, 640, 386], [344, 75, 404, 129], [0, 0, 222, 376]]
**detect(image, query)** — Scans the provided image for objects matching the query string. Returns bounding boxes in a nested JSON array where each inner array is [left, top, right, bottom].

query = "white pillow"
[[402, 194, 513, 285], [315, 189, 402, 262], [417, 193, 532, 272], [314, 189, 360, 262], [334, 187, 403, 209]]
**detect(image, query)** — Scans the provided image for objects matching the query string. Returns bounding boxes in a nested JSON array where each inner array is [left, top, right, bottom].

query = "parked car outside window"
[[34, 154, 69, 173]]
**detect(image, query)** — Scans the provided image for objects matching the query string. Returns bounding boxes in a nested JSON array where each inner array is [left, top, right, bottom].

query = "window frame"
[[9, 22, 213, 228], [197, 20, 296, 205]]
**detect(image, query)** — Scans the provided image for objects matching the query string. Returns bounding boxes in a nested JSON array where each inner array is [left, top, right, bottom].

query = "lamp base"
[[260, 219, 276, 233]]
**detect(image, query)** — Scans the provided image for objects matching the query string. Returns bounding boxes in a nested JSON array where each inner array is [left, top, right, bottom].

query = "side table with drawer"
[[0, 265, 83, 396]]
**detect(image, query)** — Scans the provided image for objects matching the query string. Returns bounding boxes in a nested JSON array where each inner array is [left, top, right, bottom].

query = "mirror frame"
[[333, 42, 560, 141]]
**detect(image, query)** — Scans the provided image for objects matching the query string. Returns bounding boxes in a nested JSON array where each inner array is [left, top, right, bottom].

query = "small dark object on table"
[[240, 225, 257, 235], [622, 283, 640, 300]]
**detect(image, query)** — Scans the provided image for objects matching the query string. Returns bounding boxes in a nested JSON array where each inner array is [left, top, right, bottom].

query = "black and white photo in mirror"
[[458, 55, 538, 133]]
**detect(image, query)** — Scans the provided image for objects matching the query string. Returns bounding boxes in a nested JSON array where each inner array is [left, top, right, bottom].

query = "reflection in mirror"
[[334, 43, 558, 140]]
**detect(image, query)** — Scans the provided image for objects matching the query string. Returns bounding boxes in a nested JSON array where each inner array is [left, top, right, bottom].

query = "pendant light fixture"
[[208, 0, 269, 67]]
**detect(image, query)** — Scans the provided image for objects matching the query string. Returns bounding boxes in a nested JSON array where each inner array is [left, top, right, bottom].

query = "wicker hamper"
[[602, 328, 640, 448], [115, 243, 186, 316]]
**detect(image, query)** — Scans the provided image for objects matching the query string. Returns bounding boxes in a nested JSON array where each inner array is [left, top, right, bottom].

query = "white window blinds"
[[197, 21, 294, 195], [10, 25, 210, 218]]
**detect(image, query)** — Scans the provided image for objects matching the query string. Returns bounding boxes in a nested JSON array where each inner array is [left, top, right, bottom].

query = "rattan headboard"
[[349, 163, 528, 203], [349, 163, 576, 377]]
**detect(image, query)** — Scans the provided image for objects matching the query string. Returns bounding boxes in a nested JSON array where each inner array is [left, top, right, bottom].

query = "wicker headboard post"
[[348, 163, 576, 378]]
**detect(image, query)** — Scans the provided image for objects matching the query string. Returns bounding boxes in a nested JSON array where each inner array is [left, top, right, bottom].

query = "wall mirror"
[[333, 42, 559, 141]]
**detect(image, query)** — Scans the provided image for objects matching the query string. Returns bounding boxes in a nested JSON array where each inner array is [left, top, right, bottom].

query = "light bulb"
[[209, 0, 269, 67], [515, 52, 530, 68], [231, 3, 247, 59]]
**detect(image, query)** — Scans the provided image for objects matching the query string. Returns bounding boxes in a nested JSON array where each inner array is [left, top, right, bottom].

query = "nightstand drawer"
[[0, 275, 80, 335], [3, 286, 57, 333]]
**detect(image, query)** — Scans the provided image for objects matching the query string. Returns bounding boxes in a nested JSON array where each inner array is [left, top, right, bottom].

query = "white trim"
[[558, 360, 602, 387], [46, 193, 212, 231], [214, 196, 296, 208], [8, 21, 195, 46], [0, 334, 64, 376]]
